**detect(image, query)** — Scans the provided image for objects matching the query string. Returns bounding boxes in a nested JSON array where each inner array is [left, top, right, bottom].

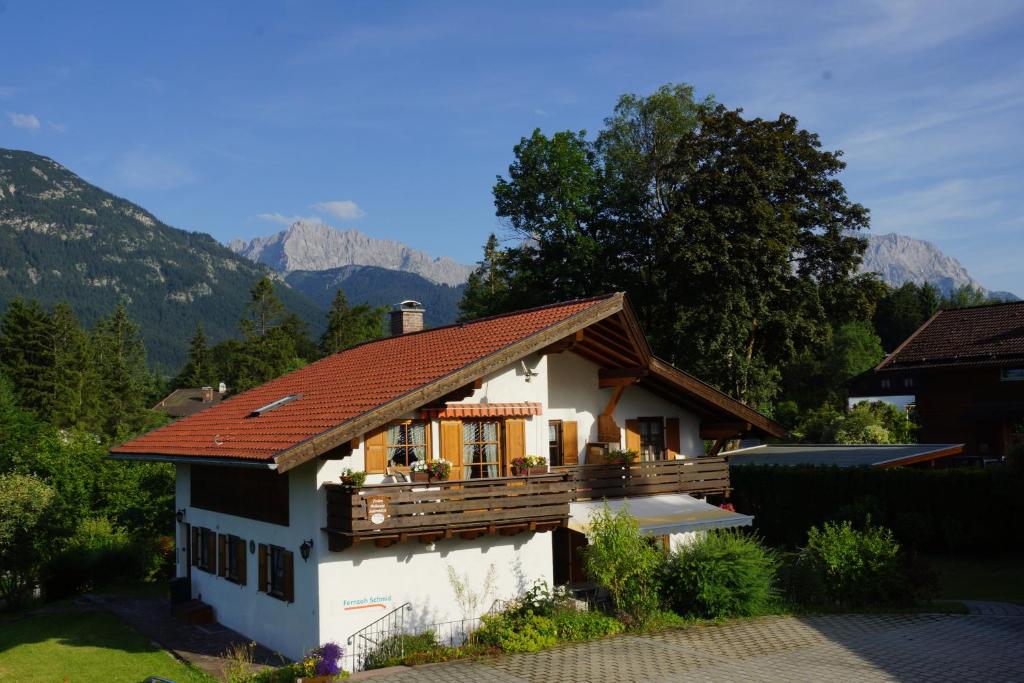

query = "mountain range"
[[1, 147, 1016, 372], [0, 148, 323, 369]]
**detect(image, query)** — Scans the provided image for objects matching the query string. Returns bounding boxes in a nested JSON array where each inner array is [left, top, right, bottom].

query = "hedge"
[[730, 465, 1024, 554]]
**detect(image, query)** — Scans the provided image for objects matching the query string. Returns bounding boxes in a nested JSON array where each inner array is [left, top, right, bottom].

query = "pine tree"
[[91, 303, 158, 437], [458, 234, 512, 322], [233, 278, 299, 392], [0, 299, 57, 419], [241, 277, 287, 338], [174, 324, 213, 389], [319, 290, 385, 355], [47, 304, 90, 428]]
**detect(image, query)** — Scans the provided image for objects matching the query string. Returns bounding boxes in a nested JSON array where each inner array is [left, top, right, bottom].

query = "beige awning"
[[568, 494, 753, 536]]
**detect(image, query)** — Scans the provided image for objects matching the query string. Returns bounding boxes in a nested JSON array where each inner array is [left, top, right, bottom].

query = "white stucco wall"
[[176, 461, 321, 661]]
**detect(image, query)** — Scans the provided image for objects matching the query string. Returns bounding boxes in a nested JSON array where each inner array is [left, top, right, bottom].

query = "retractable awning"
[[568, 494, 753, 536]]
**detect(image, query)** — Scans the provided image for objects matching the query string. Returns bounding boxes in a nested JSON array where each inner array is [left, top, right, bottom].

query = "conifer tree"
[[458, 234, 512, 322], [91, 303, 157, 437], [319, 290, 385, 355], [48, 303, 90, 428], [174, 324, 214, 389], [233, 277, 299, 392], [0, 299, 57, 420]]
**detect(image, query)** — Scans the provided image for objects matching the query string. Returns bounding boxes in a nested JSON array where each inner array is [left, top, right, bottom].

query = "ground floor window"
[[191, 526, 216, 573], [219, 534, 247, 585], [548, 420, 563, 467], [463, 420, 502, 478], [258, 543, 294, 602]]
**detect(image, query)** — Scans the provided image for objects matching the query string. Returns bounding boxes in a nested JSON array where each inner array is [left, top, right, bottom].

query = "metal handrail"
[[345, 602, 412, 671]]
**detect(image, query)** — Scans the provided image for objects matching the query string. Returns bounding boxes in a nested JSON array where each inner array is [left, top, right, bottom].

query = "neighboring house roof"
[[878, 301, 1024, 371], [725, 443, 964, 468], [153, 388, 224, 418], [113, 293, 785, 471]]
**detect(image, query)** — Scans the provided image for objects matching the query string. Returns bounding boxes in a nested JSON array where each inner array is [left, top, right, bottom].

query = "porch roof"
[[567, 494, 753, 536]]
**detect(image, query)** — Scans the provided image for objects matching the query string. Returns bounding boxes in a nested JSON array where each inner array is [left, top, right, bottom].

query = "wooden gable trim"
[[273, 293, 626, 473]]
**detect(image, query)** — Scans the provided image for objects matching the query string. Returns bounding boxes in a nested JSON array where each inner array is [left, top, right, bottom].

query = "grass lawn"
[[929, 554, 1024, 604], [0, 611, 214, 683]]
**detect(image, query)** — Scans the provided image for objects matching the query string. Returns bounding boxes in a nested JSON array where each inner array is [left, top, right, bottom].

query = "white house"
[[112, 293, 783, 667]]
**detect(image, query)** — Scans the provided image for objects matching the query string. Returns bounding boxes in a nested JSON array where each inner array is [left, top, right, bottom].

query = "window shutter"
[[364, 427, 387, 473], [506, 419, 526, 474], [257, 544, 268, 593], [561, 421, 578, 465], [237, 539, 248, 586], [191, 527, 199, 567], [205, 529, 216, 571], [625, 420, 641, 453], [665, 418, 681, 459], [440, 419, 463, 477], [217, 534, 227, 577], [283, 551, 295, 603]]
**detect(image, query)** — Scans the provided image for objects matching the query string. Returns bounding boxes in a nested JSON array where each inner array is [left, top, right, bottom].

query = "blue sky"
[[2, 0, 1022, 295]]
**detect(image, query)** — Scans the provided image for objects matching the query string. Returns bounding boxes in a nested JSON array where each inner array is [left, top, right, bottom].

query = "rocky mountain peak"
[[230, 221, 473, 286]]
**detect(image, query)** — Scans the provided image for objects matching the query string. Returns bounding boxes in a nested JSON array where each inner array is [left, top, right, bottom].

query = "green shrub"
[[551, 609, 623, 641], [796, 521, 906, 607], [363, 631, 438, 670], [475, 612, 558, 652], [42, 517, 148, 599], [662, 530, 779, 618], [583, 503, 664, 626]]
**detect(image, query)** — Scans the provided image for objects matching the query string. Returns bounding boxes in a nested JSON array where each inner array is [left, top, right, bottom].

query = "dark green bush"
[[796, 521, 911, 607], [731, 465, 1024, 554], [662, 530, 779, 618], [42, 517, 149, 599]]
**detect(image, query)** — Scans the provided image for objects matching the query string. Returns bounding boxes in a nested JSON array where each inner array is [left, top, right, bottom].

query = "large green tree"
[[463, 85, 875, 407], [174, 324, 215, 389], [319, 290, 384, 355], [872, 282, 940, 352], [91, 303, 160, 437], [231, 277, 305, 392]]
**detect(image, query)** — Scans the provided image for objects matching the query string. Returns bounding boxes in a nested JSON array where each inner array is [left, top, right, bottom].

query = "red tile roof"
[[879, 300, 1024, 370], [112, 296, 613, 462]]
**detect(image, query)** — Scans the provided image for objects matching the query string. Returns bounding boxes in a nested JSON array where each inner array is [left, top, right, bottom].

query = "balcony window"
[[638, 418, 665, 461], [463, 420, 502, 478], [387, 421, 429, 468]]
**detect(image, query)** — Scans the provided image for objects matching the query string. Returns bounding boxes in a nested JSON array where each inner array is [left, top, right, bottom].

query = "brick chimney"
[[201, 386, 214, 402], [390, 300, 425, 336]]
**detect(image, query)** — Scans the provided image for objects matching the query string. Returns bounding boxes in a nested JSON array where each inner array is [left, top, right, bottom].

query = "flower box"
[[411, 471, 430, 483], [511, 455, 548, 476]]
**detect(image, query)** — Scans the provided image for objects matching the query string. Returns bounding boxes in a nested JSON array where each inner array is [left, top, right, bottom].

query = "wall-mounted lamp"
[[300, 538, 314, 562], [175, 508, 186, 524]]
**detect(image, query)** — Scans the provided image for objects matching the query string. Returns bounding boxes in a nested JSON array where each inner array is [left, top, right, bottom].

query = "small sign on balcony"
[[365, 495, 389, 525]]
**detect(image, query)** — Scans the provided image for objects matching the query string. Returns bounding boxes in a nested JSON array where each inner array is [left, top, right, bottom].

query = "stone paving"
[[367, 612, 1024, 682]]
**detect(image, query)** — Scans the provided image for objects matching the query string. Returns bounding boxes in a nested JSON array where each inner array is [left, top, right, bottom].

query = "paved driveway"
[[363, 612, 1024, 682]]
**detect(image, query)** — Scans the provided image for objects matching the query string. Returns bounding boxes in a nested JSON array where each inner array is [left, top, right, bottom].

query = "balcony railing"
[[555, 456, 731, 500], [322, 457, 730, 551], [323, 473, 573, 551]]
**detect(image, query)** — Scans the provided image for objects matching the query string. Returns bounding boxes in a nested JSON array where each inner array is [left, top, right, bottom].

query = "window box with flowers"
[[410, 459, 452, 482], [511, 455, 548, 476]]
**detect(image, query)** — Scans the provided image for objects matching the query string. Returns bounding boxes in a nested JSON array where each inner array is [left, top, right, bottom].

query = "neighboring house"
[[726, 443, 963, 468], [874, 301, 1024, 460], [154, 384, 227, 419], [111, 294, 783, 665], [847, 368, 917, 413]]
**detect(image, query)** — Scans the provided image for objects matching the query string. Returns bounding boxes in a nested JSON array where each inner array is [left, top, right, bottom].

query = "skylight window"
[[249, 394, 301, 417]]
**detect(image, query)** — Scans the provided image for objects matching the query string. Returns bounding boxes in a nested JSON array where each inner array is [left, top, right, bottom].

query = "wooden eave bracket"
[[540, 330, 584, 355], [598, 366, 648, 388]]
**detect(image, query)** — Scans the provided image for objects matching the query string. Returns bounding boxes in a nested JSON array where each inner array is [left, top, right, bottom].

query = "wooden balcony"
[[323, 473, 573, 551], [555, 456, 731, 500], [322, 458, 730, 552]]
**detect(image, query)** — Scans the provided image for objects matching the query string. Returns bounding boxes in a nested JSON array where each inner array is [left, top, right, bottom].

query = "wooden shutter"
[[625, 419, 641, 453], [440, 419, 463, 477], [561, 421, 579, 465], [665, 418, 681, 459], [283, 551, 295, 603], [364, 426, 388, 473], [205, 530, 216, 571], [236, 538, 248, 586], [257, 544, 268, 593], [217, 534, 227, 577], [505, 418, 526, 474], [191, 527, 200, 567]]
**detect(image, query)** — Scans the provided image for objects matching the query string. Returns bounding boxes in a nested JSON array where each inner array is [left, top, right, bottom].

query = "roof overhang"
[[109, 453, 278, 469], [568, 494, 753, 536]]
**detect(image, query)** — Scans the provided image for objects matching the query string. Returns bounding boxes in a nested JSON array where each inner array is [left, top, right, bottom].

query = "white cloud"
[[8, 111, 40, 130], [311, 200, 365, 220], [47, 121, 67, 133], [257, 212, 319, 225], [114, 150, 195, 190]]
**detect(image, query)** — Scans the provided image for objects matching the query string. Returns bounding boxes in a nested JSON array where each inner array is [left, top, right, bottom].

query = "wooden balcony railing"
[[322, 458, 729, 552], [323, 473, 573, 551], [555, 456, 731, 500]]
